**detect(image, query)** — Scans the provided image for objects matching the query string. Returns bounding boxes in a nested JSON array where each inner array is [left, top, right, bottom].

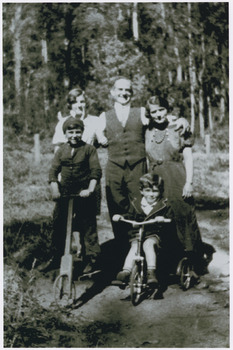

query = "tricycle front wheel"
[[130, 264, 143, 306]]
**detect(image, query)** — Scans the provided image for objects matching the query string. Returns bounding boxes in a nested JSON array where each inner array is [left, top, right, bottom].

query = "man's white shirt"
[[98, 103, 149, 131]]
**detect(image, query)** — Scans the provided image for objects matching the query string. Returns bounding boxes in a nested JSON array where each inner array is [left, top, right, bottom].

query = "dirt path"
[[35, 212, 229, 348]]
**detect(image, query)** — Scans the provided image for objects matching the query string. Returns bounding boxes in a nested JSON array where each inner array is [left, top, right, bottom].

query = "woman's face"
[[71, 94, 86, 116], [149, 104, 167, 123]]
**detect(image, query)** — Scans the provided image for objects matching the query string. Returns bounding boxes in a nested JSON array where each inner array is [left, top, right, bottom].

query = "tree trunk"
[[219, 65, 226, 124], [159, 2, 166, 22], [198, 33, 205, 139], [207, 96, 213, 132], [174, 43, 182, 83], [215, 44, 226, 124], [41, 38, 48, 64], [41, 35, 49, 114], [81, 44, 85, 65], [219, 89, 225, 124], [132, 2, 139, 41], [187, 3, 196, 133], [198, 88, 205, 139], [168, 71, 173, 85], [64, 6, 73, 88], [117, 3, 123, 22], [10, 4, 22, 107], [163, 4, 182, 84]]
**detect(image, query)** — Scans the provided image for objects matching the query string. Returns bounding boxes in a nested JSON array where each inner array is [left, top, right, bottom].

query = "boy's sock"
[[147, 268, 158, 286]]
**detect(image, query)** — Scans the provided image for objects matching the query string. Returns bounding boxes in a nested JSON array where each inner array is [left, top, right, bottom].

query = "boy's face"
[[111, 79, 132, 105], [65, 128, 83, 145], [141, 186, 160, 205], [71, 94, 86, 116], [149, 104, 167, 124]]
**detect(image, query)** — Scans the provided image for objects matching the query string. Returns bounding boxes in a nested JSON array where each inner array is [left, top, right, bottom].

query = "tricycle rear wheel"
[[179, 258, 192, 290]]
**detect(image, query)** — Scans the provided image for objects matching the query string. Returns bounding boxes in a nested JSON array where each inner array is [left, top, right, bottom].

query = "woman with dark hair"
[[145, 95, 215, 275], [145, 95, 194, 201]]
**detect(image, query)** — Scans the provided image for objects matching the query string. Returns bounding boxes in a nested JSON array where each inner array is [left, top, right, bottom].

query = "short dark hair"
[[62, 117, 84, 134], [146, 95, 169, 111], [140, 173, 164, 194]]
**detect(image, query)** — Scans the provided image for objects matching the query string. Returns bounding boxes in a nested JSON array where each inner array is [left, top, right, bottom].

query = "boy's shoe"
[[116, 270, 130, 284], [147, 269, 159, 287], [38, 256, 60, 273], [83, 262, 93, 274], [83, 262, 101, 275]]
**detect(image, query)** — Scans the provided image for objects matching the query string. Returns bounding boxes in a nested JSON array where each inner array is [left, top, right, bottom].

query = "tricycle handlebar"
[[112, 216, 171, 226]]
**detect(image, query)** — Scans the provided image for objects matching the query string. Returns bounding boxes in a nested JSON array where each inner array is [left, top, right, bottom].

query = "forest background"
[[3, 2, 228, 137], [3, 3, 229, 347]]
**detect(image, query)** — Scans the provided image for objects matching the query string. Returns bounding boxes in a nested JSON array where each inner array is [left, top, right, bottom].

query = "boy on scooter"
[[42, 117, 102, 274]]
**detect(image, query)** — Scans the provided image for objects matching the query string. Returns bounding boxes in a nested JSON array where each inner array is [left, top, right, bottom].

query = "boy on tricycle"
[[113, 173, 174, 287], [113, 172, 214, 294]]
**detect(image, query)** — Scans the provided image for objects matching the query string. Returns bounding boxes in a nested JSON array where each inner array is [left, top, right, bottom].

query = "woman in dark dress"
[[145, 95, 215, 274]]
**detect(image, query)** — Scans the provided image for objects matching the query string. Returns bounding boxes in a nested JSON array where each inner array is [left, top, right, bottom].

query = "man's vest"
[[105, 107, 146, 167]]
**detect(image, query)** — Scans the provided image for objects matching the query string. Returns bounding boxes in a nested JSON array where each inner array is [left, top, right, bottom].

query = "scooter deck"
[[78, 270, 101, 281]]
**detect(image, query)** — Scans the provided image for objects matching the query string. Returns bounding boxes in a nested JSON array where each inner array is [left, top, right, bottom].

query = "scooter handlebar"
[[60, 193, 80, 198]]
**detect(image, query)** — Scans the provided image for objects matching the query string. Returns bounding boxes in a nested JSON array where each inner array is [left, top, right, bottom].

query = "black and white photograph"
[[3, 1, 229, 348]]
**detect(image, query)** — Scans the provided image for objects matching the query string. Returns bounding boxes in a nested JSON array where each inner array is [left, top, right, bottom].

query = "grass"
[[4, 262, 122, 347]]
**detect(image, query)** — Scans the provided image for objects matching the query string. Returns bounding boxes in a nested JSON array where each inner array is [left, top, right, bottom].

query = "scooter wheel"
[[53, 274, 76, 306]]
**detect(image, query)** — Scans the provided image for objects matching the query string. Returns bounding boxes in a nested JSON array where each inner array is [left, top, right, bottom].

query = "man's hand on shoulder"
[[174, 117, 190, 136], [100, 137, 108, 147]]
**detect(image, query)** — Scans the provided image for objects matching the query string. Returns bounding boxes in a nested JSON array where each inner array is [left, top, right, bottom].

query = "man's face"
[[141, 186, 160, 205], [71, 94, 86, 116], [111, 79, 132, 105], [65, 128, 83, 145], [149, 104, 167, 124]]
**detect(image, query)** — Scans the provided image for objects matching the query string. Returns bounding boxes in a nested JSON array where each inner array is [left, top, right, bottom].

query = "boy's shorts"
[[130, 234, 160, 247]]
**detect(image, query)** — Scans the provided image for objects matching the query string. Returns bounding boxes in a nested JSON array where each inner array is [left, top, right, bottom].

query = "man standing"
[[98, 77, 188, 251]]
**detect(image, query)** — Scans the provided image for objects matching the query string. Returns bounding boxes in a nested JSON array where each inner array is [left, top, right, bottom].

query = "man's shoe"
[[147, 269, 159, 286], [116, 270, 130, 284]]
